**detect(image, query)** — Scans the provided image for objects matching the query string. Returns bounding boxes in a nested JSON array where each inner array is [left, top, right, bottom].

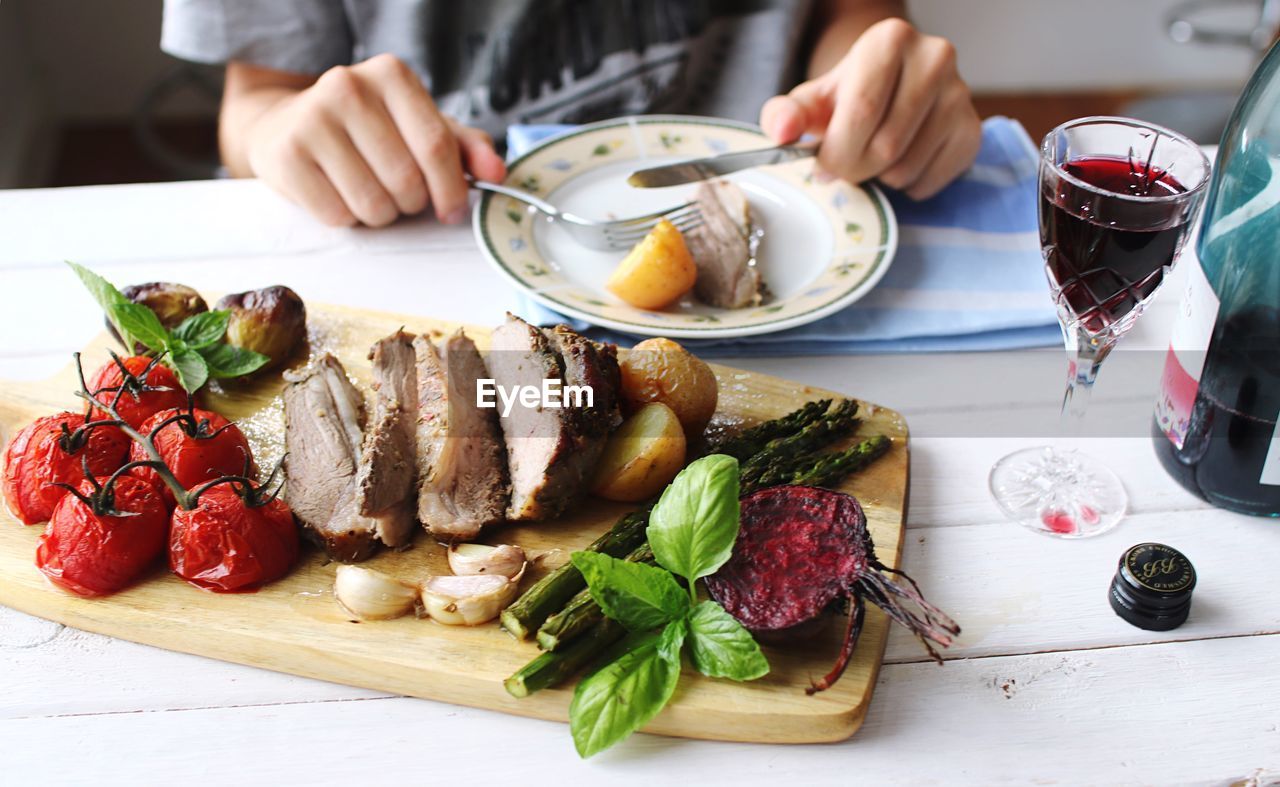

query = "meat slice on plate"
[[487, 314, 582, 521], [352, 330, 418, 550], [684, 179, 763, 309], [541, 324, 622, 491], [414, 330, 509, 541], [283, 353, 386, 562]]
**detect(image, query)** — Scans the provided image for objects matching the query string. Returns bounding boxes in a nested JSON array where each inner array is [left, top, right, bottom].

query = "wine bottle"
[[1153, 40, 1280, 517]]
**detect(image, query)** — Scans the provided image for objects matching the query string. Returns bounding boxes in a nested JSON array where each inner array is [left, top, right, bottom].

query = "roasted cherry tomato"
[[36, 475, 169, 597], [2, 412, 130, 525], [130, 408, 254, 507], [169, 484, 298, 592], [87, 355, 187, 430]]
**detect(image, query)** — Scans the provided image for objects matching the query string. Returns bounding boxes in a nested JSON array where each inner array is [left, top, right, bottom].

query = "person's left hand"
[[760, 18, 982, 200]]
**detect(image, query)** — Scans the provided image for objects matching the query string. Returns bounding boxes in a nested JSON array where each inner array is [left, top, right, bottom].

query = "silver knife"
[[626, 141, 819, 188]]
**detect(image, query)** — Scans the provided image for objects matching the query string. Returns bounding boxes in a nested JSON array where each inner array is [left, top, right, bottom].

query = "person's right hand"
[[238, 54, 506, 228]]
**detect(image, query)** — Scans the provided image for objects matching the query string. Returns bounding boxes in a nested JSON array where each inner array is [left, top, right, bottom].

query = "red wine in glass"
[[1041, 155, 1191, 335], [991, 118, 1210, 539]]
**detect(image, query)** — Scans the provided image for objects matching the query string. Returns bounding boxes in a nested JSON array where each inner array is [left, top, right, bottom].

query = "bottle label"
[[1156, 259, 1220, 449], [1263, 419, 1280, 486]]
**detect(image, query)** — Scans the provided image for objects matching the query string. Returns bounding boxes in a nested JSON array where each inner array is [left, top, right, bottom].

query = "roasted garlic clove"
[[334, 564, 418, 620], [446, 543, 527, 579], [421, 571, 523, 626]]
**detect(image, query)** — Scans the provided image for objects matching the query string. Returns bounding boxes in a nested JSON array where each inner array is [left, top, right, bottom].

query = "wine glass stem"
[[1061, 324, 1116, 419]]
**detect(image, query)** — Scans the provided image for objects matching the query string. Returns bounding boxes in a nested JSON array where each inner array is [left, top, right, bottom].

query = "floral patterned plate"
[[473, 116, 897, 338]]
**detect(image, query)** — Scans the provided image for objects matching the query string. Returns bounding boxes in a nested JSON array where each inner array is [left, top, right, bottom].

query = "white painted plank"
[[3, 635, 1277, 786]]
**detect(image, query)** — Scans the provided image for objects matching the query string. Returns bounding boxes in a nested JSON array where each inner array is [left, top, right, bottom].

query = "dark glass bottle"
[[1153, 41, 1280, 516]]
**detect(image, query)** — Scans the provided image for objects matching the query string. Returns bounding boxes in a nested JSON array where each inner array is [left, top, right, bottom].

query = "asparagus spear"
[[740, 398, 860, 486], [537, 544, 656, 651], [504, 618, 626, 698], [500, 510, 649, 640], [710, 398, 831, 461], [791, 434, 891, 487], [752, 435, 891, 488], [526, 437, 889, 660]]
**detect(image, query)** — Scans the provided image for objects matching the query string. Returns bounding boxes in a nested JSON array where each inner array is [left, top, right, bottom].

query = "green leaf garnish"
[[572, 552, 689, 632], [173, 310, 231, 350], [108, 302, 170, 354], [170, 348, 209, 393], [686, 600, 769, 681], [198, 342, 270, 379], [647, 454, 741, 585], [569, 625, 684, 759]]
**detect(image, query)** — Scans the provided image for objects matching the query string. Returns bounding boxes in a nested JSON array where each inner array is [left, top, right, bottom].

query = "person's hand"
[[760, 18, 981, 200], [242, 54, 505, 227]]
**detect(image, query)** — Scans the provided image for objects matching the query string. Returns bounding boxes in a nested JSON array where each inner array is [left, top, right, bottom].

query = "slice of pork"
[[541, 324, 622, 490], [352, 330, 418, 550], [684, 180, 762, 309], [487, 314, 580, 521], [282, 353, 386, 562], [414, 331, 509, 541]]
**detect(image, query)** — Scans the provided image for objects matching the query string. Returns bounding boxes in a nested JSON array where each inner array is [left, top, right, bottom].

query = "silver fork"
[[468, 177, 703, 251]]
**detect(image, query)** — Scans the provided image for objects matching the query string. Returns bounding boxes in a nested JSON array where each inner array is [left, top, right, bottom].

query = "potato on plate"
[[605, 219, 696, 310], [591, 402, 687, 502], [619, 337, 719, 436]]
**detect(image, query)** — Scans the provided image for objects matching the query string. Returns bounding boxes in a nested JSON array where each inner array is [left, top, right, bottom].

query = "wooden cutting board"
[[0, 302, 909, 744]]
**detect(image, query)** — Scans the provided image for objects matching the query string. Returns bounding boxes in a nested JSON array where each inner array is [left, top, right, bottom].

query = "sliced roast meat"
[[282, 353, 385, 562], [541, 324, 622, 490], [353, 330, 418, 550], [488, 314, 580, 521], [414, 331, 509, 540], [684, 180, 762, 309]]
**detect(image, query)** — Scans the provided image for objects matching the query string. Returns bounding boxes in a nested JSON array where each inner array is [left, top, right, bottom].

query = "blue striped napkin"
[[508, 117, 1061, 355]]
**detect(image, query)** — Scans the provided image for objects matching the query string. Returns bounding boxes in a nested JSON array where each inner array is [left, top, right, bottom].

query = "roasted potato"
[[591, 402, 686, 502], [215, 285, 307, 370], [107, 282, 208, 351], [619, 337, 719, 436], [605, 219, 696, 310]]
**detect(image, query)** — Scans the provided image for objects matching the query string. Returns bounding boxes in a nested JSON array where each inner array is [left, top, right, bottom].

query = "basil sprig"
[[67, 261, 268, 392], [568, 455, 768, 758]]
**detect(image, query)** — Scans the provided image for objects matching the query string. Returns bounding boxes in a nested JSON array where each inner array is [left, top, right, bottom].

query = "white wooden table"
[[1, 180, 1277, 786]]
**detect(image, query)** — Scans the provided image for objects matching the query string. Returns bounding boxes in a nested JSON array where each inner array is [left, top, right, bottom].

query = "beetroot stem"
[[807, 596, 865, 695]]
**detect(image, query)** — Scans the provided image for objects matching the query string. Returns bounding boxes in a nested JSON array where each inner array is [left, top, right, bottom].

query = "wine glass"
[[989, 117, 1211, 538]]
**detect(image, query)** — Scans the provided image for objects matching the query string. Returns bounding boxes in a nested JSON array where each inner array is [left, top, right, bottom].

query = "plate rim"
[[473, 114, 899, 339]]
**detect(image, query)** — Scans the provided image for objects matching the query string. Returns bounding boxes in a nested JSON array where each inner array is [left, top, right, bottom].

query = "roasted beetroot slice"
[[706, 486, 960, 694]]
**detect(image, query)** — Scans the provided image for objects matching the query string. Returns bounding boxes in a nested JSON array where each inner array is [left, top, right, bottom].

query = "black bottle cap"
[[1109, 543, 1196, 631]]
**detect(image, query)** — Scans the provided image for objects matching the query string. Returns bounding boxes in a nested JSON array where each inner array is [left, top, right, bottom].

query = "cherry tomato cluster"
[[2, 353, 299, 597]]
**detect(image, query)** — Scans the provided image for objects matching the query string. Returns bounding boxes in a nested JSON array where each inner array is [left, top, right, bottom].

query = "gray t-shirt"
[[162, 0, 816, 139]]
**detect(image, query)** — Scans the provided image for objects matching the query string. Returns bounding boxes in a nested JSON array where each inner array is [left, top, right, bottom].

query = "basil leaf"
[[199, 342, 270, 379], [170, 348, 209, 393], [687, 600, 769, 681], [66, 260, 138, 350], [647, 454, 741, 582], [173, 310, 230, 350], [572, 552, 689, 632], [109, 302, 170, 354], [570, 622, 685, 758]]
